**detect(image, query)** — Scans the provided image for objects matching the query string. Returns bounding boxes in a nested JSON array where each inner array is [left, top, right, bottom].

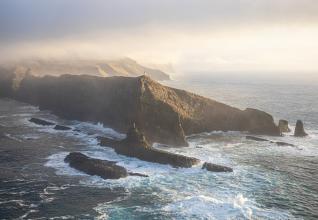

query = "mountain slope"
[[2, 58, 170, 81]]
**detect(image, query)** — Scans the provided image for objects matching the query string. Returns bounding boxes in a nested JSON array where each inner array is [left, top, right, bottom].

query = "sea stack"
[[100, 125, 200, 168], [294, 120, 308, 137], [278, 119, 291, 133]]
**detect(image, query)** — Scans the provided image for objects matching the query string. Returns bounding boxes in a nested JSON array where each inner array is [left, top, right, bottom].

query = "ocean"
[[0, 76, 317, 219]]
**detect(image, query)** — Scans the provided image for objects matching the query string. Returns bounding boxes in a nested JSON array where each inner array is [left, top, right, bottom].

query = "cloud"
[[0, 0, 318, 76], [1, 0, 317, 42]]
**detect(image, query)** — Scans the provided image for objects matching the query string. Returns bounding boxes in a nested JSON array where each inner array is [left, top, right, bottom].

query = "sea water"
[[0, 76, 317, 219]]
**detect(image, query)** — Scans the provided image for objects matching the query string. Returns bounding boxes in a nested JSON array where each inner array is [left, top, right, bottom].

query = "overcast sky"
[[1, 0, 318, 78]]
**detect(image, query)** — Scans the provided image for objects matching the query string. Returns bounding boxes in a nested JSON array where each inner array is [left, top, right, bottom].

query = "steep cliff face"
[[136, 76, 280, 141], [0, 72, 280, 146]]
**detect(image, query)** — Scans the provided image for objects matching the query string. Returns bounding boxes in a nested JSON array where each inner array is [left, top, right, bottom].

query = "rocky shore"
[[0, 71, 281, 146]]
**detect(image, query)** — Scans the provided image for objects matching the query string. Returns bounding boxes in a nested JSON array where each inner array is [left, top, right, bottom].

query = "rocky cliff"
[[0, 71, 280, 146]]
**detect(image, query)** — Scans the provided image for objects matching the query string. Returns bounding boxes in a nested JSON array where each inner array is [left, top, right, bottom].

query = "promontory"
[[0, 69, 280, 146]]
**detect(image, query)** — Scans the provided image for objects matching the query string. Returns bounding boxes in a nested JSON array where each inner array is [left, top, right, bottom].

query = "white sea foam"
[[72, 121, 126, 140], [45, 152, 88, 177], [42, 118, 313, 220]]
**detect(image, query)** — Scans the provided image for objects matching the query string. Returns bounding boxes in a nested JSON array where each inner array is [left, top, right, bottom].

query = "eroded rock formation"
[[0, 71, 281, 146], [100, 125, 200, 168], [279, 120, 291, 133], [64, 152, 148, 179], [294, 120, 308, 137], [202, 162, 233, 172], [65, 152, 128, 179], [29, 118, 55, 126]]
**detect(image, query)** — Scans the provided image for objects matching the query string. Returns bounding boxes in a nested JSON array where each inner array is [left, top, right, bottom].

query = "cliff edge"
[[0, 71, 280, 146]]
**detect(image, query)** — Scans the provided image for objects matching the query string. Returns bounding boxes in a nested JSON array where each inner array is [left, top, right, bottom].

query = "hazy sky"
[[1, 0, 318, 78]]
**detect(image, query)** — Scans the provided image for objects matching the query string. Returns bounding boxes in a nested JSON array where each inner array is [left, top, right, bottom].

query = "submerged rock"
[[54, 125, 72, 131], [202, 162, 233, 172], [246, 136, 269, 142], [29, 118, 55, 126], [247, 135, 295, 147], [278, 120, 291, 133], [294, 120, 308, 137], [100, 125, 200, 168]]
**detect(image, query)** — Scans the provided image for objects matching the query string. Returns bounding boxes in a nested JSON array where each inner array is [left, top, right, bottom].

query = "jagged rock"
[[29, 118, 55, 126], [294, 120, 308, 137], [54, 125, 72, 130], [246, 136, 269, 142], [278, 120, 291, 133], [202, 162, 233, 172], [64, 152, 127, 179], [100, 125, 200, 168], [0, 71, 281, 146]]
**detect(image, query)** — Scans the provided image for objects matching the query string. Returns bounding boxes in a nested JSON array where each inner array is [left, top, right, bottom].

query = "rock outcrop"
[[29, 118, 55, 126], [65, 152, 127, 179], [294, 120, 308, 137], [0, 71, 281, 146], [278, 120, 291, 133], [1, 58, 170, 81], [54, 125, 72, 131], [202, 162, 233, 172], [100, 125, 200, 168], [64, 152, 148, 179]]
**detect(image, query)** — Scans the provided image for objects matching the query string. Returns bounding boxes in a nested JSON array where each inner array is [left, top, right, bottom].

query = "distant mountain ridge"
[[2, 58, 170, 81]]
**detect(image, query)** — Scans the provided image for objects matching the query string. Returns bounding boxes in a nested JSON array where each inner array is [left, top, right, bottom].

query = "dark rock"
[[202, 162, 233, 172], [275, 141, 295, 147], [64, 152, 128, 179], [64, 152, 127, 179], [294, 120, 308, 137], [278, 120, 291, 133], [100, 125, 200, 168], [246, 136, 269, 142], [1, 71, 281, 146], [54, 125, 72, 130], [247, 135, 295, 147], [98, 136, 121, 146], [29, 118, 55, 126]]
